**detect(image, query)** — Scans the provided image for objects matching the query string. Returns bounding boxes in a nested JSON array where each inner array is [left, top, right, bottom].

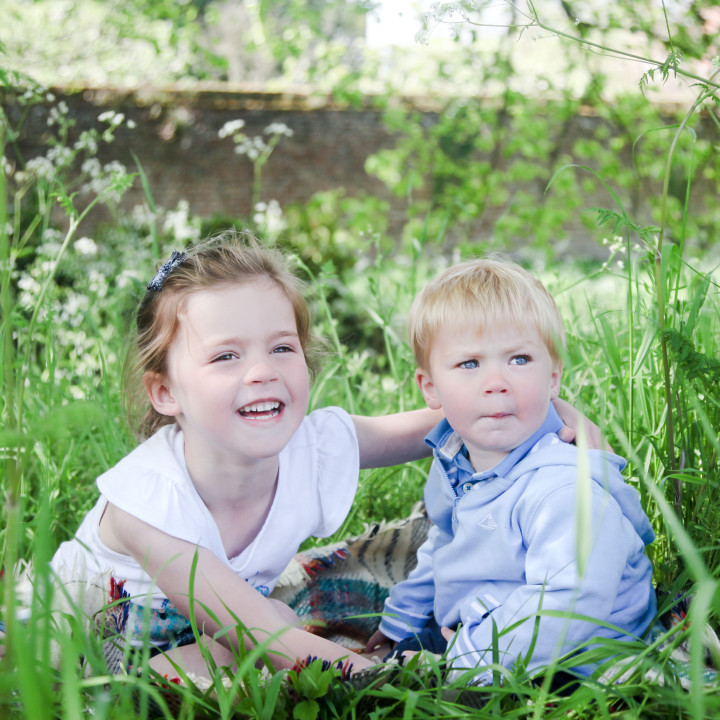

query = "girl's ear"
[[415, 367, 442, 411], [143, 371, 180, 417]]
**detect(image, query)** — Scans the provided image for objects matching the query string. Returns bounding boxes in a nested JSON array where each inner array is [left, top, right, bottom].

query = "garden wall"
[[2, 85, 701, 256], [5, 85, 403, 231]]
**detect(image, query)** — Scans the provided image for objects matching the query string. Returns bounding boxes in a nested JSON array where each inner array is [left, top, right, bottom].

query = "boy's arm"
[[445, 480, 645, 679], [351, 408, 443, 469], [372, 524, 446, 643]]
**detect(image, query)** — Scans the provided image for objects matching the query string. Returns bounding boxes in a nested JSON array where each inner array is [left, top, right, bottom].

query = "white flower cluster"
[[253, 199, 286, 237], [264, 122, 293, 138], [82, 159, 129, 203], [234, 135, 269, 161], [218, 118, 294, 161], [162, 200, 202, 245], [218, 118, 246, 138]]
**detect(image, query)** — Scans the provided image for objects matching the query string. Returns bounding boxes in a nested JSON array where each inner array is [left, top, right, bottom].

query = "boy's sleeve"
[[445, 480, 648, 679], [378, 524, 448, 641]]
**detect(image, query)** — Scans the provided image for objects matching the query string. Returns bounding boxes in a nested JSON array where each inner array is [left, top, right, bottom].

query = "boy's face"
[[416, 320, 562, 473]]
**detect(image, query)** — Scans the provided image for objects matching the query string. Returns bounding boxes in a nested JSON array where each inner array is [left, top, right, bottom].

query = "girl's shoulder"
[[98, 425, 198, 512], [101, 424, 185, 484], [290, 406, 356, 447]]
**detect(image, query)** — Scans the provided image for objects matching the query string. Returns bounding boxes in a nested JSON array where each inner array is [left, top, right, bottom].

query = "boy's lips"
[[237, 400, 284, 419]]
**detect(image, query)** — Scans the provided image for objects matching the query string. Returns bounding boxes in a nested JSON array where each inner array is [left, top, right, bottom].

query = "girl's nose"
[[244, 358, 278, 384]]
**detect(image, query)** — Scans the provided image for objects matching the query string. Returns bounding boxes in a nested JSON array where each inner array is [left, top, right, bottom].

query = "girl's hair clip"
[[147, 250, 187, 291]]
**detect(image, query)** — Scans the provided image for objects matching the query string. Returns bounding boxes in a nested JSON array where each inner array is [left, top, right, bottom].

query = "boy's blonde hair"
[[408, 257, 565, 371], [125, 231, 317, 439]]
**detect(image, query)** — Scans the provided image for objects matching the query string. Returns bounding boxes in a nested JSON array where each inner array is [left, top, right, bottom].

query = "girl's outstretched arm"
[[351, 399, 607, 469], [351, 408, 443, 469], [102, 503, 375, 673]]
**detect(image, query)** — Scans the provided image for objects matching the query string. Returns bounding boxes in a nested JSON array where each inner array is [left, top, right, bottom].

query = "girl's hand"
[[441, 626, 456, 643], [552, 397, 611, 451], [365, 628, 393, 656]]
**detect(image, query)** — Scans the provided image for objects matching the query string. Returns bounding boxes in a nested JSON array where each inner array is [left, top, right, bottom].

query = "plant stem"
[[654, 71, 719, 515]]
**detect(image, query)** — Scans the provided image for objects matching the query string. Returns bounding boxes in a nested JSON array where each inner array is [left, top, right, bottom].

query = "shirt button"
[[462, 482, 474, 493]]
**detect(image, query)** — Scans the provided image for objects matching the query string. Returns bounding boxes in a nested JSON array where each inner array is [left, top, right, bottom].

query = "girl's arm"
[[102, 503, 374, 672], [351, 399, 607, 469], [351, 408, 442, 469]]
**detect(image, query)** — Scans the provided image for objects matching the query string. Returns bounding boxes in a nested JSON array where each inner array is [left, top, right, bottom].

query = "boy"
[[366, 258, 656, 684]]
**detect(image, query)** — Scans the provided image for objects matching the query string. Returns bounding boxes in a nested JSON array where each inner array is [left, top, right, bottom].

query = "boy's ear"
[[415, 367, 443, 410], [550, 363, 563, 400], [143, 371, 181, 417]]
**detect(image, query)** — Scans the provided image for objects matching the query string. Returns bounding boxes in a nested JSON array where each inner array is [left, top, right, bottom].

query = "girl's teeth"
[[245, 402, 278, 412], [240, 401, 281, 416]]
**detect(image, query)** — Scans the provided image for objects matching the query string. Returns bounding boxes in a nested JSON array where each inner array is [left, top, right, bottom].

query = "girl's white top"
[[51, 407, 359, 608]]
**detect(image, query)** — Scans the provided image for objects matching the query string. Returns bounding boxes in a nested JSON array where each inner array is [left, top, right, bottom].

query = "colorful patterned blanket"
[[269, 503, 431, 651]]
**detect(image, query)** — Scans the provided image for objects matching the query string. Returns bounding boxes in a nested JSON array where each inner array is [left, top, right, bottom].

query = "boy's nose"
[[482, 369, 508, 393]]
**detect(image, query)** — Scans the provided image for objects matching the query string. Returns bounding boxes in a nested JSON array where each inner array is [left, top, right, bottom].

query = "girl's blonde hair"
[[125, 231, 316, 439], [408, 257, 565, 371]]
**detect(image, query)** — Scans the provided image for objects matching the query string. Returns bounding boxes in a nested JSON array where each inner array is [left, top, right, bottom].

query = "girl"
[[50, 233, 600, 678]]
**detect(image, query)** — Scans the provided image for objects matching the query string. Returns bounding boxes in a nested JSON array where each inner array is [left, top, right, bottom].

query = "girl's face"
[[148, 280, 310, 477]]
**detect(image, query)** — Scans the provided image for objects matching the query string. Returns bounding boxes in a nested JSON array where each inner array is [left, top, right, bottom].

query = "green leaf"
[[293, 699, 319, 720]]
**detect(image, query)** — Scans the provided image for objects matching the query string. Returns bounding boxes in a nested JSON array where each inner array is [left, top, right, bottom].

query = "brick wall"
[[4, 85, 407, 233], [3, 85, 702, 257]]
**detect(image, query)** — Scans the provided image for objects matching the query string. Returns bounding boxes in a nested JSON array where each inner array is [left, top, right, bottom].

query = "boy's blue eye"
[[459, 359, 478, 369], [272, 345, 295, 354], [510, 355, 530, 366], [212, 353, 236, 363]]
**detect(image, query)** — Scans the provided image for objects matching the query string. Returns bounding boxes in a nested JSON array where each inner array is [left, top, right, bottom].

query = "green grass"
[[2, 225, 719, 718]]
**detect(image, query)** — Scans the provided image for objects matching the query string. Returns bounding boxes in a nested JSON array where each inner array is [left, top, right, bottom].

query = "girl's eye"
[[212, 352, 236, 363], [459, 359, 478, 369], [272, 345, 295, 354], [510, 355, 530, 366]]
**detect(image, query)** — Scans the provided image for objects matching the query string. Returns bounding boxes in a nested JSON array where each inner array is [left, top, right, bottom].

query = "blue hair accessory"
[[147, 250, 187, 291]]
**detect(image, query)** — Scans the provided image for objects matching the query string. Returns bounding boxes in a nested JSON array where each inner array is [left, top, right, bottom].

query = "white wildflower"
[[75, 131, 99, 155], [97, 111, 112, 122], [381, 377, 400, 394], [25, 156, 55, 181], [81, 158, 102, 178], [234, 135, 267, 161], [88, 269, 108, 298], [47, 145, 73, 168], [17, 275, 40, 294], [47, 102, 69, 126], [219, 119, 245, 138], [117, 269, 142, 289], [162, 200, 201, 244], [74, 237, 98, 257], [264, 122, 293, 137], [253, 199, 286, 236], [131, 204, 158, 230]]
